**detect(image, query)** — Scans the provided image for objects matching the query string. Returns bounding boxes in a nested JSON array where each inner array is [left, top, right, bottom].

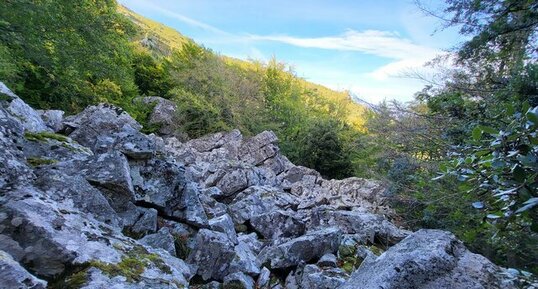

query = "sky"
[[118, 0, 462, 104]]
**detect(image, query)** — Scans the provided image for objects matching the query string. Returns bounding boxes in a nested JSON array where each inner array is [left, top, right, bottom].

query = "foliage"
[[0, 0, 138, 111], [297, 119, 353, 179]]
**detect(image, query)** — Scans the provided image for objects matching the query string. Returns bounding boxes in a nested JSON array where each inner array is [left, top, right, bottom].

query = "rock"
[[299, 264, 347, 289], [140, 227, 177, 256], [139, 97, 178, 136], [228, 186, 298, 225], [339, 229, 517, 289], [94, 127, 156, 160], [0, 81, 17, 99], [34, 168, 119, 226], [239, 130, 279, 166], [199, 281, 223, 289], [237, 233, 265, 255], [173, 182, 208, 228], [131, 207, 158, 236], [22, 132, 93, 163], [309, 210, 409, 245], [130, 158, 185, 211], [82, 151, 135, 211], [63, 103, 141, 151], [250, 210, 305, 239], [260, 228, 342, 269], [223, 272, 255, 289], [187, 229, 236, 281], [7, 97, 50, 132], [38, 109, 64, 132], [317, 253, 338, 268], [209, 214, 238, 244], [0, 249, 47, 289], [257, 267, 271, 289], [228, 241, 261, 276]]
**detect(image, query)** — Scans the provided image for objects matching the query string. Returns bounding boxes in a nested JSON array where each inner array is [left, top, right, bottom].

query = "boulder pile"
[[0, 82, 518, 288]]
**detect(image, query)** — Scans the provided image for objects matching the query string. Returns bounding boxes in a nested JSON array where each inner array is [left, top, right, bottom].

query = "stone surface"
[[140, 227, 177, 256], [223, 272, 255, 289], [139, 97, 178, 136], [0, 249, 47, 289], [339, 229, 517, 289], [38, 109, 64, 132], [250, 210, 305, 240], [260, 228, 342, 269], [209, 214, 238, 244], [187, 229, 236, 281]]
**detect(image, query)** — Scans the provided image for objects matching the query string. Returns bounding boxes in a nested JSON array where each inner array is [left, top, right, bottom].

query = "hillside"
[[118, 5, 367, 131]]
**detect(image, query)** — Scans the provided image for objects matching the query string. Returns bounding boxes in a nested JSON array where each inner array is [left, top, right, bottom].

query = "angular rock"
[[239, 130, 279, 166], [173, 182, 208, 227], [140, 227, 177, 256], [187, 229, 235, 281], [223, 272, 255, 289], [339, 230, 517, 289], [310, 210, 409, 245], [228, 186, 298, 225], [228, 241, 261, 276], [299, 264, 347, 289], [7, 97, 50, 133], [257, 267, 271, 289], [0, 250, 47, 289], [63, 103, 141, 151], [237, 233, 265, 255], [34, 168, 119, 226], [250, 210, 305, 239], [139, 96, 178, 136], [38, 109, 64, 132], [209, 214, 238, 244], [82, 151, 135, 211], [317, 253, 338, 268], [259, 228, 342, 269], [130, 158, 185, 210]]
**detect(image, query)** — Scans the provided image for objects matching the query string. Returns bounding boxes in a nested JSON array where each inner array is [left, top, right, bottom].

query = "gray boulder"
[[260, 228, 342, 269], [173, 182, 208, 227], [224, 272, 255, 289], [139, 97, 178, 136], [339, 229, 516, 289], [317, 253, 338, 268], [6, 97, 50, 132], [0, 249, 47, 289], [140, 227, 177, 256], [187, 229, 236, 281], [239, 130, 279, 166], [250, 210, 305, 240], [228, 186, 298, 225], [82, 151, 135, 211], [209, 214, 238, 244], [38, 109, 64, 132], [310, 209, 409, 245], [228, 241, 261, 276], [63, 103, 141, 151], [299, 264, 347, 289]]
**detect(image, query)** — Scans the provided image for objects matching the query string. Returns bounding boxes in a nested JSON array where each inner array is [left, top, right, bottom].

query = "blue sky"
[[119, 0, 461, 103]]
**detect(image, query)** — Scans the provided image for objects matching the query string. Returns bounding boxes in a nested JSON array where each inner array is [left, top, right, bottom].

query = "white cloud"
[[250, 30, 439, 60], [250, 30, 443, 81]]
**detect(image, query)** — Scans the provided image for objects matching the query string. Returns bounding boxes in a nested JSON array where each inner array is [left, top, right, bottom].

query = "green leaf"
[[479, 125, 498, 135], [515, 198, 538, 214], [472, 126, 482, 141], [512, 165, 527, 183], [526, 107, 538, 124]]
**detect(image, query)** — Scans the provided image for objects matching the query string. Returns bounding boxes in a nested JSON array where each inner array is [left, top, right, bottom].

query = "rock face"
[[0, 81, 520, 288]]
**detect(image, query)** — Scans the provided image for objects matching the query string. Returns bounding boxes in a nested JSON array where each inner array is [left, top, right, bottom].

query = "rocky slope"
[[0, 81, 519, 289]]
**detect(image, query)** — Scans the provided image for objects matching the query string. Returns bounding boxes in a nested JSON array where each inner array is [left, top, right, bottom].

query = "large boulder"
[[0, 249, 47, 289], [339, 229, 516, 289], [309, 209, 409, 245], [63, 103, 142, 151], [138, 96, 178, 136], [187, 229, 236, 281], [250, 210, 306, 240], [259, 228, 342, 269]]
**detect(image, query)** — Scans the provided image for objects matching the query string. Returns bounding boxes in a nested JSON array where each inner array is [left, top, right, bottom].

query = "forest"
[[0, 0, 536, 276]]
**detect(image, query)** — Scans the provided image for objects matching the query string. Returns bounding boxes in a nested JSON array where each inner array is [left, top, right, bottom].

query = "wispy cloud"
[[250, 30, 443, 80], [249, 30, 439, 59]]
